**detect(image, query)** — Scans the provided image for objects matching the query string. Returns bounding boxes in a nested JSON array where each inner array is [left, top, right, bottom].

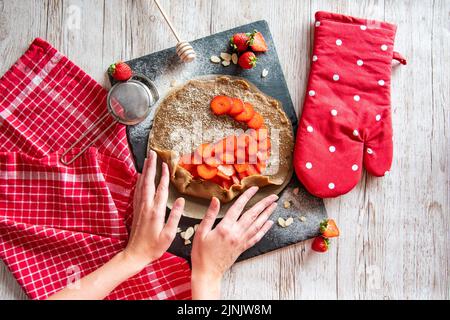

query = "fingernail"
[[175, 197, 185, 207], [212, 197, 220, 206], [271, 194, 279, 201]]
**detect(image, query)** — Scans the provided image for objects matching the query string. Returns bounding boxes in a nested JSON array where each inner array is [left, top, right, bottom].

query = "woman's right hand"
[[191, 186, 278, 299]]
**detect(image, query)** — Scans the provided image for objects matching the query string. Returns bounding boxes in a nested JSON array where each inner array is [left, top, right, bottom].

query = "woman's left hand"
[[124, 150, 185, 268]]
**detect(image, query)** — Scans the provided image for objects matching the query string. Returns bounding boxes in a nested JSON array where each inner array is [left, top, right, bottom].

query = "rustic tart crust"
[[149, 76, 294, 203]]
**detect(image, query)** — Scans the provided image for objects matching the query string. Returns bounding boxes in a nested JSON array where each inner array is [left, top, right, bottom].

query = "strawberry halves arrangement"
[[293, 11, 406, 198], [177, 95, 270, 190]]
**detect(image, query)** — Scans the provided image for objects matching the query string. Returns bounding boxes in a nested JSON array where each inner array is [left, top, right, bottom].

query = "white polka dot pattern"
[[294, 12, 397, 198]]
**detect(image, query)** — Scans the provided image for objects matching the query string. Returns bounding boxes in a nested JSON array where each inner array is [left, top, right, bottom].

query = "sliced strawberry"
[[195, 143, 213, 164], [219, 152, 235, 164], [235, 147, 247, 164], [236, 133, 250, 149], [197, 164, 218, 180], [234, 103, 255, 122], [249, 31, 268, 52], [221, 179, 233, 190], [247, 112, 264, 129], [229, 98, 244, 116], [246, 164, 259, 176], [234, 163, 249, 173], [257, 150, 270, 162], [250, 127, 268, 141], [210, 96, 232, 115], [248, 140, 258, 164], [204, 156, 220, 168], [190, 165, 200, 178], [238, 171, 249, 180], [320, 219, 340, 238], [258, 137, 271, 152], [255, 161, 267, 174], [178, 153, 194, 171]]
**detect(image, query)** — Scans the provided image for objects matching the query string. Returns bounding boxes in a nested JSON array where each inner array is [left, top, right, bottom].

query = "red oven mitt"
[[293, 11, 406, 198]]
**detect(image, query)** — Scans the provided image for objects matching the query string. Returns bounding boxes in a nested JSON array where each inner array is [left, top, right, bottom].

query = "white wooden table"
[[0, 0, 448, 300]]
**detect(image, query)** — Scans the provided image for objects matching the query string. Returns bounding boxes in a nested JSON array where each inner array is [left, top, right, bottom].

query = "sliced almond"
[[210, 55, 221, 63], [299, 216, 307, 222], [184, 226, 195, 240], [285, 217, 294, 227], [278, 217, 286, 227], [283, 200, 291, 209], [222, 60, 231, 67], [262, 68, 269, 78], [231, 53, 238, 64], [180, 231, 186, 239], [184, 239, 191, 245], [293, 187, 299, 195], [220, 52, 232, 61], [177, 227, 182, 233]]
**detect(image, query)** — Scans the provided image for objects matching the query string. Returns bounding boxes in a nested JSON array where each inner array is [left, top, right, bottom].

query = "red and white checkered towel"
[[0, 38, 191, 300]]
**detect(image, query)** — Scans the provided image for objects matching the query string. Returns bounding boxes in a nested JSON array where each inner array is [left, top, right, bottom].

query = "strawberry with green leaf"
[[230, 33, 250, 52], [311, 236, 329, 253], [238, 52, 257, 69], [249, 31, 268, 52], [108, 61, 132, 81], [320, 219, 340, 238]]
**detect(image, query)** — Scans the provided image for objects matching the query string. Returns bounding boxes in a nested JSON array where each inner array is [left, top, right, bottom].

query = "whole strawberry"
[[108, 61, 132, 81], [311, 236, 329, 253], [238, 52, 257, 69], [230, 33, 250, 52]]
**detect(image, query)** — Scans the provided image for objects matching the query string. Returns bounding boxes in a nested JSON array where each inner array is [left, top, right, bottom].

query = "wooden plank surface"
[[0, 0, 448, 300]]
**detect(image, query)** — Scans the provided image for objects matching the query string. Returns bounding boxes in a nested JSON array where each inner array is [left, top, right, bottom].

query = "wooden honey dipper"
[[154, 0, 196, 63]]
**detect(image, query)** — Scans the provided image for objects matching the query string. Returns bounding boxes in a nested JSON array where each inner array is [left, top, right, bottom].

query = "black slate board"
[[112, 20, 327, 262]]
